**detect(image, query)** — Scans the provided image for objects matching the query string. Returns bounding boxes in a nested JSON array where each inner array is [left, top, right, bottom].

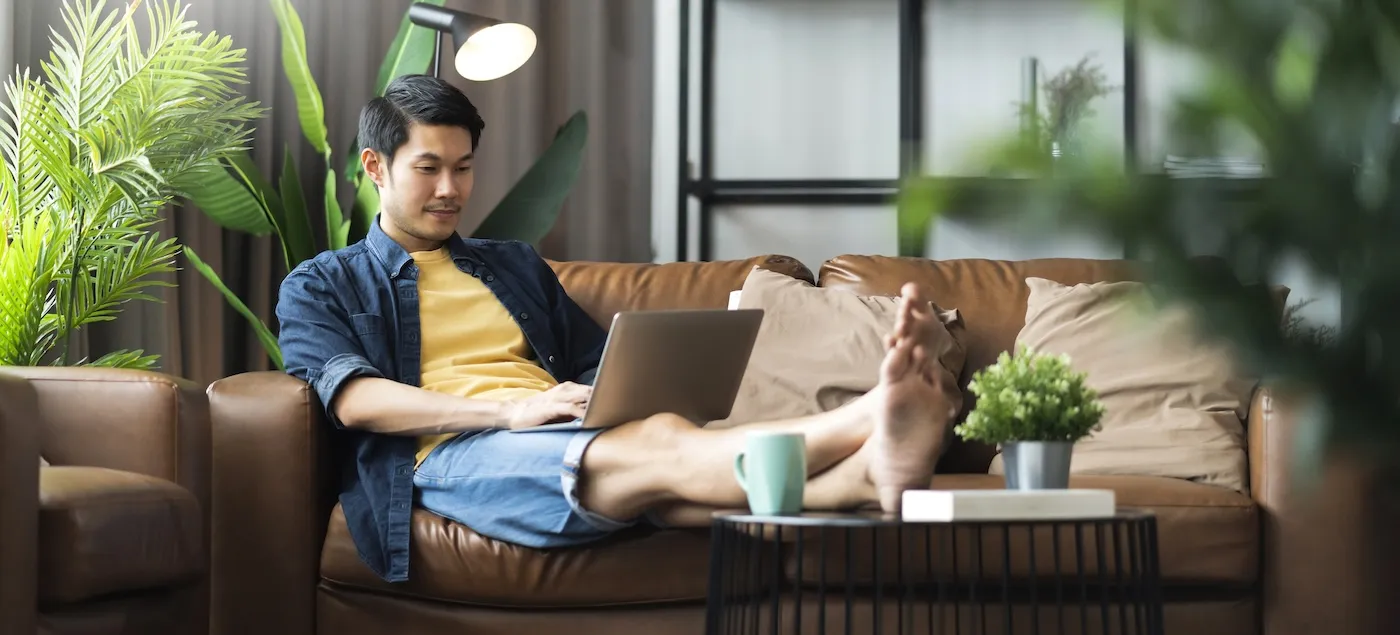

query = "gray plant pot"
[[1002, 441, 1074, 490]]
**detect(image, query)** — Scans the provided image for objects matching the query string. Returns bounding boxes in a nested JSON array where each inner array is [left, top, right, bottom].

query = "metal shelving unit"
[[674, 0, 1142, 262]]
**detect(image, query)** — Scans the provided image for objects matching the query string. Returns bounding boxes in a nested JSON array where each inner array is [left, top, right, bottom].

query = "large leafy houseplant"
[[0, 0, 261, 369], [182, 0, 588, 370], [899, 0, 1400, 483]]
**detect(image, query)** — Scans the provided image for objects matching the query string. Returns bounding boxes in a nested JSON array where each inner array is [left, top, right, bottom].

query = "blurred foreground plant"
[[899, 0, 1400, 482]]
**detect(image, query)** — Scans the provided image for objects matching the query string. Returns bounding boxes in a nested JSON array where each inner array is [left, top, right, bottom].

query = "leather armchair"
[[0, 367, 212, 635]]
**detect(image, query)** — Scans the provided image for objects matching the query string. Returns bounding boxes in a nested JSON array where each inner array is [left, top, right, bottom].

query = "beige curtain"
[[6, 0, 653, 386]]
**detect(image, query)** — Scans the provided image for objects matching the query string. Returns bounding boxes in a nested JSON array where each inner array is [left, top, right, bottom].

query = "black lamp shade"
[[407, 3, 536, 81]]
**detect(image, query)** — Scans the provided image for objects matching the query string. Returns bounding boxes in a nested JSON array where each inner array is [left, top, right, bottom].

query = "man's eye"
[[456, 166, 473, 173], [416, 167, 436, 174]]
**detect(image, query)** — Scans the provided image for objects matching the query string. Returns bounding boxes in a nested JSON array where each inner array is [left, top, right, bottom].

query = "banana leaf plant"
[[180, 0, 588, 370]]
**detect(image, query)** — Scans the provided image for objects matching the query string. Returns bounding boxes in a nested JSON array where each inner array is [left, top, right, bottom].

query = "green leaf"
[[225, 151, 302, 271], [351, 170, 379, 240], [324, 168, 348, 249], [85, 348, 160, 369], [181, 160, 274, 235], [1273, 16, 1322, 111], [182, 246, 284, 370], [277, 146, 317, 266], [473, 110, 589, 244], [268, 0, 330, 157], [374, 0, 445, 96]]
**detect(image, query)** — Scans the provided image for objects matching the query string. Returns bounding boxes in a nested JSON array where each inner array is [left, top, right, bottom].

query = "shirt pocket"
[[350, 312, 384, 335], [350, 313, 391, 365]]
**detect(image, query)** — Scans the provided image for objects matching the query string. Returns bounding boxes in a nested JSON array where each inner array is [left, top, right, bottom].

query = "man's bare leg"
[[575, 282, 954, 522], [645, 443, 880, 527]]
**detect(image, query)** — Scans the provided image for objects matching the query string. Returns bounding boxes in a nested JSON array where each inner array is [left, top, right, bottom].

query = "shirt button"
[[548, 355, 555, 363], [486, 275, 495, 282], [520, 312, 529, 320]]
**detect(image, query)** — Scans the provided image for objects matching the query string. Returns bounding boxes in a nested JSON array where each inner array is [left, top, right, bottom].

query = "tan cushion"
[[39, 467, 202, 606], [320, 505, 713, 608], [990, 277, 1254, 494], [710, 267, 967, 427], [786, 473, 1258, 588]]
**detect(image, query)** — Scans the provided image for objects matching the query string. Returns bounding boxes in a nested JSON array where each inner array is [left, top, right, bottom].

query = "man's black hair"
[[357, 74, 485, 165]]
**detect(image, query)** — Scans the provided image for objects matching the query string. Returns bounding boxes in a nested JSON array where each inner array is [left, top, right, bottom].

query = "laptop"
[[511, 308, 764, 432]]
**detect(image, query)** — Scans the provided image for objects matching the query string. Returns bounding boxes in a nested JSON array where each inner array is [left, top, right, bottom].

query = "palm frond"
[[83, 348, 160, 369], [0, 212, 63, 366]]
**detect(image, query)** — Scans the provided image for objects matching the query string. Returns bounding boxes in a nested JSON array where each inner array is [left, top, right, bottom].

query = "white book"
[[901, 489, 1116, 522]]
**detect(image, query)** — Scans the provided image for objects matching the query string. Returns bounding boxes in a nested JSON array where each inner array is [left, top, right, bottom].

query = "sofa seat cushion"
[[785, 474, 1258, 589], [321, 505, 713, 608], [38, 467, 202, 606]]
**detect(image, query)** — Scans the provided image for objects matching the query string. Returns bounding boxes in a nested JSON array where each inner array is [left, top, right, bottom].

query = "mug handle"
[[733, 451, 749, 492]]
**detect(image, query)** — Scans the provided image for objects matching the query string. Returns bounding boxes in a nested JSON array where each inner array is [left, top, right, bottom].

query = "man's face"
[[363, 122, 475, 252]]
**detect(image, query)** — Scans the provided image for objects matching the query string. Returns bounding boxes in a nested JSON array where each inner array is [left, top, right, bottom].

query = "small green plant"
[[954, 346, 1106, 445]]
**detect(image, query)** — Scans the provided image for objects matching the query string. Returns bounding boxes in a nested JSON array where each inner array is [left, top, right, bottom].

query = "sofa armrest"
[[1248, 385, 1288, 510], [208, 371, 335, 635], [1249, 384, 1400, 635], [0, 373, 39, 635]]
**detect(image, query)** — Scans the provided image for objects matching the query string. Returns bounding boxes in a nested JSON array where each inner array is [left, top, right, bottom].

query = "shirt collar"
[[366, 215, 484, 278]]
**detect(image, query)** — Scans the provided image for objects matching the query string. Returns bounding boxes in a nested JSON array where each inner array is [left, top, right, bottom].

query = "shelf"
[[676, 0, 1142, 261], [687, 179, 900, 205]]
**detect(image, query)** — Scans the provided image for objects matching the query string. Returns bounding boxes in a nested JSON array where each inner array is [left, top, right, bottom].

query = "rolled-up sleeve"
[[276, 263, 384, 428]]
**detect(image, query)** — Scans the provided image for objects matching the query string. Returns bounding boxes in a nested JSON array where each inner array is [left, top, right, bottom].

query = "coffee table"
[[705, 509, 1163, 635]]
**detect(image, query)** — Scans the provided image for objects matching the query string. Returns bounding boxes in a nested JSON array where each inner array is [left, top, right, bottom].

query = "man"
[[276, 74, 952, 584]]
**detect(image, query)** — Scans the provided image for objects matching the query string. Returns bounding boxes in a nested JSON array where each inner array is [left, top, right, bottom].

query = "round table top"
[[711, 508, 1156, 527]]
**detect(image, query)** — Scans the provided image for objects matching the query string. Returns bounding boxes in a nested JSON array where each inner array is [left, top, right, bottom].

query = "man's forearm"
[[332, 377, 510, 435]]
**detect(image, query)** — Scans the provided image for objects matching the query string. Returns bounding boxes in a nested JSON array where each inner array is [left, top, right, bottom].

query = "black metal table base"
[[705, 512, 1164, 635]]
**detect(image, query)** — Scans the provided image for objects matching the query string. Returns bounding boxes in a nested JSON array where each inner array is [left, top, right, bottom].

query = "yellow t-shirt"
[[412, 248, 557, 466]]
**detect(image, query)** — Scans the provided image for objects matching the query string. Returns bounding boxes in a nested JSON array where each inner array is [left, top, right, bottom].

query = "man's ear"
[[361, 148, 387, 188]]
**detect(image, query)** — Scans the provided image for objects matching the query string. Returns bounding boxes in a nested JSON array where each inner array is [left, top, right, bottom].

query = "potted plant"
[[954, 345, 1106, 489], [1015, 53, 1118, 162], [0, 0, 261, 369]]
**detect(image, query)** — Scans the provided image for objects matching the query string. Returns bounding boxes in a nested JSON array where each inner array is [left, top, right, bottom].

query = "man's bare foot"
[[866, 283, 955, 512]]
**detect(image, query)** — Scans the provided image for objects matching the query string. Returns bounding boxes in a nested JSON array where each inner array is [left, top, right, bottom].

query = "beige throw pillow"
[[709, 267, 966, 428], [989, 277, 1254, 494]]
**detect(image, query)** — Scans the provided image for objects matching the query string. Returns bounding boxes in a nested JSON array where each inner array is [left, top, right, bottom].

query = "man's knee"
[[635, 412, 699, 439]]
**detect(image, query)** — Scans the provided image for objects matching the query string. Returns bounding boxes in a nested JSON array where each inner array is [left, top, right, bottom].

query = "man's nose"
[[435, 174, 458, 198]]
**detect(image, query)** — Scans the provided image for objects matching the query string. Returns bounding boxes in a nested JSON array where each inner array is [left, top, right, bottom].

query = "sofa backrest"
[[549, 255, 812, 329], [819, 255, 1142, 472]]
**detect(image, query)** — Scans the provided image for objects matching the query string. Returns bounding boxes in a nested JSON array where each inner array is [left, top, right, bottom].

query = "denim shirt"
[[275, 219, 607, 583]]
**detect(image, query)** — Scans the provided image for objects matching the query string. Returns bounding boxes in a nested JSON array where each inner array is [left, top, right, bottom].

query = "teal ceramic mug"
[[733, 431, 806, 515]]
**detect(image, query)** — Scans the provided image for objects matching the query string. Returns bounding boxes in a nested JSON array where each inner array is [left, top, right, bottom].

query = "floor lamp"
[[407, 3, 537, 81]]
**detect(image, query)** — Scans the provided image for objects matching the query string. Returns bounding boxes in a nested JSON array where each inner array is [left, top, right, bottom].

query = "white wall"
[[651, 0, 1340, 326]]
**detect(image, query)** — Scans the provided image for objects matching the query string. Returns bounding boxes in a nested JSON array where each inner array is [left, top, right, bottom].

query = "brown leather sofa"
[[208, 254, 1307, 635], [0, 367, 211, 635]]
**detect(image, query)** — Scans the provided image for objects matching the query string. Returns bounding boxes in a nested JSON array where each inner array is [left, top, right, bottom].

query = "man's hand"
[[504, 382, 593, 430]]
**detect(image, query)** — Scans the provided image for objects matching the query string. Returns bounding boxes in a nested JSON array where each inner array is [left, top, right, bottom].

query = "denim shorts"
[[412, 426, 638, 548]]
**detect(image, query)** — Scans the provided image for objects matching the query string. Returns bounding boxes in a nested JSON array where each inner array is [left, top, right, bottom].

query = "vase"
[[1002, 441, 1074, 490]]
